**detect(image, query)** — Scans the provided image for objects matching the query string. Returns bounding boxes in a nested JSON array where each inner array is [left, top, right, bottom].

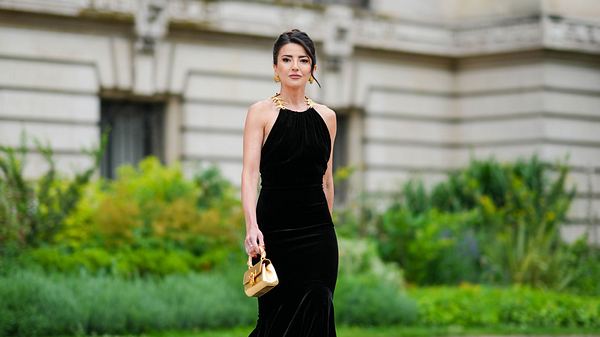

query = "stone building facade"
[[0, 0, 598, 243]]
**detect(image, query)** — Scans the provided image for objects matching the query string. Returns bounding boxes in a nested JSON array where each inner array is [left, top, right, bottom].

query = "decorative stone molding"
[[134, 0, 168, 53], [323, 5, 353, 72], [455, 19, 543, 56], [1, 0, 599, 56], [544, 16, 600, 54], [0, 0, 85, 15], [354, 17, 454, 55], [90, 0, 135, 13], [323, 5, 354, 57]]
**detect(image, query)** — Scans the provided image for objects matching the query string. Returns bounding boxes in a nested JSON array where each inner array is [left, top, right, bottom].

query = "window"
[[100, 99, 165, 179], [333, 112, 350, 205]]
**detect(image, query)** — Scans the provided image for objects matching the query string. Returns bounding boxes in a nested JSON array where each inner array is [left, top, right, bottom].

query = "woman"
[[241, 29, 339, 337]]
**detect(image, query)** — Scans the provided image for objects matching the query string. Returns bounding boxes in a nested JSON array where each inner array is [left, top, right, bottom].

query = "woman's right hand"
[[245, 226, 265, 258]]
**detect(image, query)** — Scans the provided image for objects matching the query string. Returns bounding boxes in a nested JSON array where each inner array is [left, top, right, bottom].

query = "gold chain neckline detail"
[[270, 92, 314, 112]]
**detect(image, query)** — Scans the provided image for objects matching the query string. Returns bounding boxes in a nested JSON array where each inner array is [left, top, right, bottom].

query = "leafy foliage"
[[377, 208, 482, 285], [410, 284, 600, 328], [0, 136, 245, 277], [374, 155, 599, 293], [0, 133, 104, 255], [335, 236, 417, 325], [1, 267, 598, 336], [20, 157, 244, 277]]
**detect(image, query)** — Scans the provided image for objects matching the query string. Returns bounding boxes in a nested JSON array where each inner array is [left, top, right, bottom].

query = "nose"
[[291, 60, 299, 70]]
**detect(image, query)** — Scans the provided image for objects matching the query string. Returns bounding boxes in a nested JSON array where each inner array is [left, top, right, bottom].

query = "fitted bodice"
[[259, 106, 331, 189]]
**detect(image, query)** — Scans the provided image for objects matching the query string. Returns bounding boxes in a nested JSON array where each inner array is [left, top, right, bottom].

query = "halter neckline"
[[271, 92, 315, 112], [281, 106, 315, 113]]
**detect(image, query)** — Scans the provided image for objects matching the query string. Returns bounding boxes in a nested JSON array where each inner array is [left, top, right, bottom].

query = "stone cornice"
[[543, 15, 600, 55], [0, 0, 599, 56]]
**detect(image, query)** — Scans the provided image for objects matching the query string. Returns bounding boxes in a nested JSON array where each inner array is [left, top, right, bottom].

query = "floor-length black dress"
[[248, 100, 339, 337]]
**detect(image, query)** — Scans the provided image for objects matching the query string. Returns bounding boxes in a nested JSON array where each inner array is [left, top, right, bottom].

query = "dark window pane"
[[333, 112, 349, 205], [100, 100, 165, 179]]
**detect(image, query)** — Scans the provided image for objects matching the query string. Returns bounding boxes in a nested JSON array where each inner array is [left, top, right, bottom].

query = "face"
[[274, 43, 315, 88]]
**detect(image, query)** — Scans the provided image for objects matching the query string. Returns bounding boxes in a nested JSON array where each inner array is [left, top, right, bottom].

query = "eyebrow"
[[281, 54, 309, 58]]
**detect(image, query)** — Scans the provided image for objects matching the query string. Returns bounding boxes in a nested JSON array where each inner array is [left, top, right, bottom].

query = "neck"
[[278, 86, 307, 109]]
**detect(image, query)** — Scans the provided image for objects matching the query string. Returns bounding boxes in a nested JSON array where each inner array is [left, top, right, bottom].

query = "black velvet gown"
[[248, 103, 339, 337]]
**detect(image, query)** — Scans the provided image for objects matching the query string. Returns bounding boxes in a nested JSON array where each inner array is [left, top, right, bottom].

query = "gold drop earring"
[[274, 73, 280, 82], [309, 65, 317, 84]]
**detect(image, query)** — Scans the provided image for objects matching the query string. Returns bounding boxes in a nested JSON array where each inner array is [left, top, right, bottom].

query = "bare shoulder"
[[313, 103, 337, 124], [247, 98, 274, 115], [246, 97, 276, 123]]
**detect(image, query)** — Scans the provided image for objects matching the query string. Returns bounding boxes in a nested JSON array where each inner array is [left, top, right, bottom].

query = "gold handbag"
[[243, 246, 279, 297]]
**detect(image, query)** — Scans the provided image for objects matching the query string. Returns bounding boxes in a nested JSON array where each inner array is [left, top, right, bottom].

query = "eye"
[[301, 59, 309, 63], [282, 58, 290, 62]]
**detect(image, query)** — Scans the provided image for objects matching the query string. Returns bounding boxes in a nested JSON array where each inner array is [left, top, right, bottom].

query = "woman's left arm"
[[321, 107, 337, 215]]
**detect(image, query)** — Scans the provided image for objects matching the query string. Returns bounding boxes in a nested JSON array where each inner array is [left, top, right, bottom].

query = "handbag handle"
[[247, 245, 266, 268]]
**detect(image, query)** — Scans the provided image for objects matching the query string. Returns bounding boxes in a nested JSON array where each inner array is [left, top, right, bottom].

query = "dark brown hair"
[[273, 29, 321, 88]]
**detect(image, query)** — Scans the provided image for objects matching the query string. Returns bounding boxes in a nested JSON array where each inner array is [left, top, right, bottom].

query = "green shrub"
[[18, 245, 243, 278], [0, 134, 103, 254], [475, 157, 574, 288], [1, 154, 246, 277], [334, 236, 417, 325], [410, 284, 600, 328], [0, 263, 412, 336], [560, 235, 600, 296], [0, 267, 256, 336], [89, 158, 240, 250], [376, 155, 586, 291], [338, 236, 406, 289], [335, 273, 418, 326], [2, 267, 598, 336], [47, 157, 245, 275], [23, 246, 113, 274], [411, 284, 501, 326], [376, 208, 482, 285], [0, 268, 84, 336]]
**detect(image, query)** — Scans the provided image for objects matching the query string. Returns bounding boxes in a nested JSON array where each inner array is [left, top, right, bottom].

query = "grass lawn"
[[61, 325, 600, 337]]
